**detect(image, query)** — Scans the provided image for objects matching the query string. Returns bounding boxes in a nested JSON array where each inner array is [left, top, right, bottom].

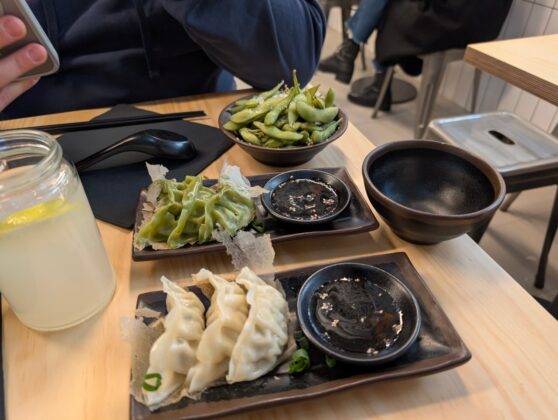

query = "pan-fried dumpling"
[[186, 269, 248, 395], [134, 168, 256, 250], [227, 267, 288, 384], [142, 276, 205, 408]]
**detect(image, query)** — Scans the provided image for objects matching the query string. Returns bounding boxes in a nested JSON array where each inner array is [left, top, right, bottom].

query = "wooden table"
[[465, 34, 558, 107], [1, 92, 558, 420]]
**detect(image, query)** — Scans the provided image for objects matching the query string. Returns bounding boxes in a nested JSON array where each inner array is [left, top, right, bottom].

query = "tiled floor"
[[312, 28, 558, 303]]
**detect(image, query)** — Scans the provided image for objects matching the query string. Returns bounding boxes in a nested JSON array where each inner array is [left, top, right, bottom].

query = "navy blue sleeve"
[[160, 0, 326, 88]]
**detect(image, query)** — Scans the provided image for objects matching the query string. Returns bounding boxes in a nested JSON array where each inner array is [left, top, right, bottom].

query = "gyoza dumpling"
[[186, 269, 248, 395], [142, 276, 205, 408], [227, 267, 288, 384]]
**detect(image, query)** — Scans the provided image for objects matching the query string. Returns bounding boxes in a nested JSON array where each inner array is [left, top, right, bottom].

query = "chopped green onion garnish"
[[288, 348, 311, 374], [294, 330, 310, 351], [251, 219, 265, 233], [325, 355, 337, 368], [142, 372, 162, 392]]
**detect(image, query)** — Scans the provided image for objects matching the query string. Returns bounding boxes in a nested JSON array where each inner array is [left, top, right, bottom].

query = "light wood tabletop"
[[465, 34, 558, 106], [1, 92, 558, 420]]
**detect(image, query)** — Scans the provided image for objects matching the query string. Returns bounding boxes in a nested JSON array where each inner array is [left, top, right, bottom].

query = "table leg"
[[534, 188, 558, 289]]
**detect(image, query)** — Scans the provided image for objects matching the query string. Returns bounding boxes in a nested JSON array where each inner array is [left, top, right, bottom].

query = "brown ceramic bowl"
[[218, 95, 348, 167], [362, 140, 506, 244]]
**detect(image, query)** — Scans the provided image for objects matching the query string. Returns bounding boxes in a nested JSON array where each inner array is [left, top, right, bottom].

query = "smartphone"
[[0, 0, 59, 80]]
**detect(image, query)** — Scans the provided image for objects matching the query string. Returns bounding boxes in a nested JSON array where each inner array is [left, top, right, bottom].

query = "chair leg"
[[319, 1, 330, 23], [360, 44, 367, 71], [550, 293, 558, 318], [415, 53, 446, 139], [470, 68, 481, 113], [534, 187, 558, 289], [340, 3, 350, 40], [371, 66, 394, 119], [500, 192, 521, 212]]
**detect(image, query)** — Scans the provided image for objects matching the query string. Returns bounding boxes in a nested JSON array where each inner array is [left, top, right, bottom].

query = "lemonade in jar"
[[0, 130, 115, 331]]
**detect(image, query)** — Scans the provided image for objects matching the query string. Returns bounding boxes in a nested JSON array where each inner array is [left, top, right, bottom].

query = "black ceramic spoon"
[[75, 129, 197, 172]]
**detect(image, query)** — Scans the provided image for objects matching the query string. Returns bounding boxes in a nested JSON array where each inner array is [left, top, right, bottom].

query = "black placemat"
[[57, 105, 234, 228]]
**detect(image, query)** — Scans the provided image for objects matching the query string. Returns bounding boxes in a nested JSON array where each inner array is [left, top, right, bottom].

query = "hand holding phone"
[[0, 0, 59, 111]]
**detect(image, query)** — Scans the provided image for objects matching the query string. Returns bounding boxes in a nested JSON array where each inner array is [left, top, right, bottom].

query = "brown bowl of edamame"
[[218, 77, 348, 166]]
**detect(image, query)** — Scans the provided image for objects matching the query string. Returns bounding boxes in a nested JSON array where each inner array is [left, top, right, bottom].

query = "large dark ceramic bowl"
[[297, 263, 421, 366], [218, 96, 348, 167], [362, 140, 506, 244]]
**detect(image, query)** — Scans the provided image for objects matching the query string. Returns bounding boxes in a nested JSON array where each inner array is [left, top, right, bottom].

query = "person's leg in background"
[[346, 55, 391, 109], [318, 0, 390, 84]]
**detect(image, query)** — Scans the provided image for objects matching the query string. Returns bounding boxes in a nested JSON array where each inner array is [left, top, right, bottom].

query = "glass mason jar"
[[0, 130, 116, 331]]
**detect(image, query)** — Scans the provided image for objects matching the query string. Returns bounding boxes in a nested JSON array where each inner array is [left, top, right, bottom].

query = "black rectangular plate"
[[132, 167, 379, 261], [131, 252, 471, 420]]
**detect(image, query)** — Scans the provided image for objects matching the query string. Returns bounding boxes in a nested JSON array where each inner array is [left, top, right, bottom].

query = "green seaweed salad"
[[223, 70, 342, 148], [134, 164, 258, 251]]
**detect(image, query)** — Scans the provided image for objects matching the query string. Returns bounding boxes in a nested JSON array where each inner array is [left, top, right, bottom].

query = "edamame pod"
[[305, 85, 320, 103], [252, 129, 266, 139], [299, 121, 324, 132], [265, 88, 296, 126], [237, 96, 262, 110], [288, 92, 307, 125], [240, 80, 284, 109], [260, 80, 285, 100], [324, 88, 335, 107], [253, 121, 303, 142], [311, 119, 342, 143], [230, 94, 285, 124], [282, 122, 302, 132], [263, 139, 284, 148], [292, 69, 301, 94], [291, 93, 307, 104], [275, 115, 288, 128], [313, 97, 325, 109], [239, 128, 261, 145], [301, 130, 311, 145], [229, 104, 246, 114], [223, 120, 242, 131], [287, 109, 298, 126], [228, 98, 250, 114], [296, 101, 339, 123]]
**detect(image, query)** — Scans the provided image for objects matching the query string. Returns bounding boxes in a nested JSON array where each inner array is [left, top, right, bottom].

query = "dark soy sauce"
[[271, 178, 339, 221], [313, 277, 403, 355]]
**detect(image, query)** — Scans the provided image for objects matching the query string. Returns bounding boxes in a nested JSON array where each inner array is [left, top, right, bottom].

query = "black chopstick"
[[26, 110, 207, 135]]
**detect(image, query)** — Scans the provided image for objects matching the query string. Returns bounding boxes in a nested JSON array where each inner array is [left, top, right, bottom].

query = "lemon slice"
[[0, 198, 73, 234]]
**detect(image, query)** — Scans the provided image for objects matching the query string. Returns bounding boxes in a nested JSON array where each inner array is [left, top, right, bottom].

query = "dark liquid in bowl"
[[271, 178, 339, 221], [313, 278, 403, 355]]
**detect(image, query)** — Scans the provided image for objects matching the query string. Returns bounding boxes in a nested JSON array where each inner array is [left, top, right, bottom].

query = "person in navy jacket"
[[0, 0, 326, 118]]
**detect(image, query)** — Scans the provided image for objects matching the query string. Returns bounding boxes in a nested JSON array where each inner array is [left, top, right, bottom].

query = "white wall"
[[440, 0, 558, 133]]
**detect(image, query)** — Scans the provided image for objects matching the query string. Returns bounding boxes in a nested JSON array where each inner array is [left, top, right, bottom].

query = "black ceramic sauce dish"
[[260, 169, 351, 225], [362, 140, 506, 244], [297, 263, 421, 365]]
